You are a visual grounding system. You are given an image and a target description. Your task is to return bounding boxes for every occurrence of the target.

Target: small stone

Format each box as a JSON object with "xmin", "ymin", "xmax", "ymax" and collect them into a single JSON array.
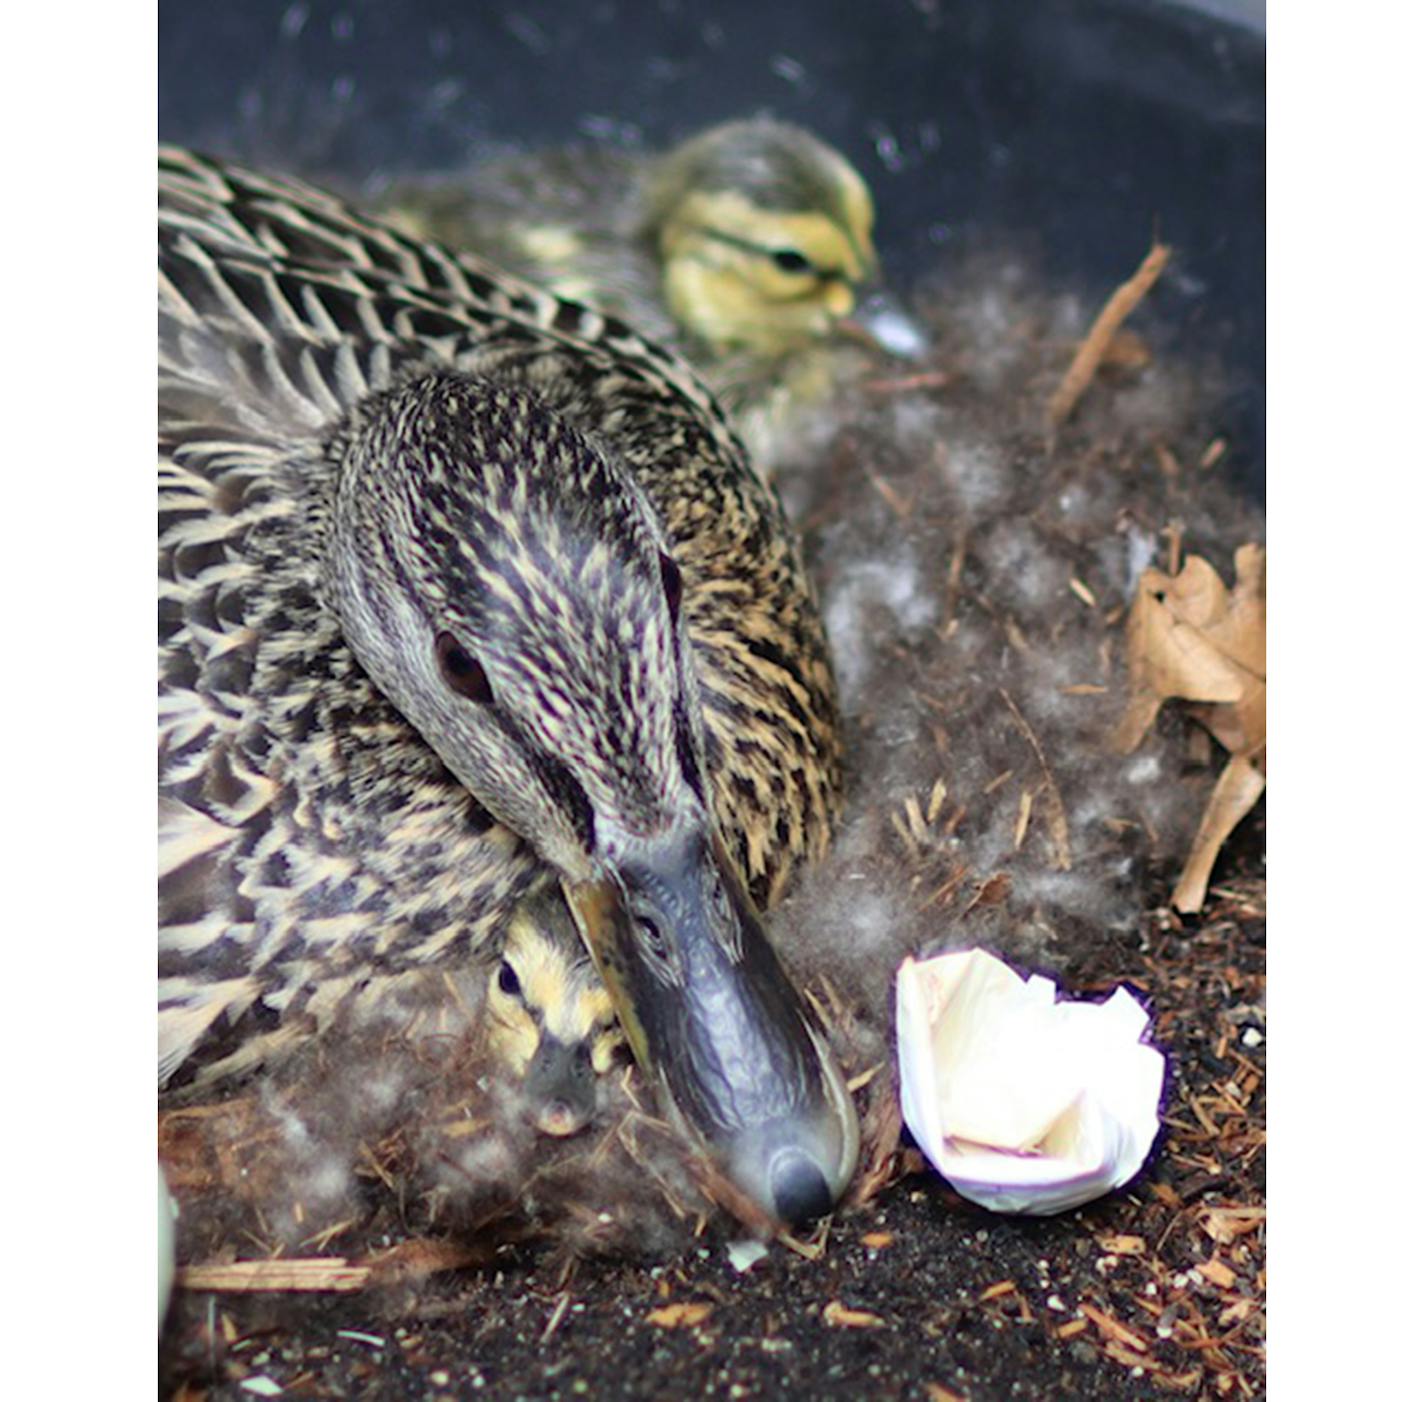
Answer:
[{"xmin": 1242, "ymin": 1027, "xmax": 1263, "ymax": 1048}]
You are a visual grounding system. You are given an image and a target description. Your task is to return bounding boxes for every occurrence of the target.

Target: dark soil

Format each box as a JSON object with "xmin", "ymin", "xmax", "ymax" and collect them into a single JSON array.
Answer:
[{"xmin": 160, "ymin": 814, "xmax": 1264, "ymax": 1402}]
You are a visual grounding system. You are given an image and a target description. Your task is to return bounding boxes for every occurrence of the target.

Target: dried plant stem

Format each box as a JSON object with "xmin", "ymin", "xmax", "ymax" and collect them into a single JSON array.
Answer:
[{"xmin": 1047, "ymin": 241, "xmax": 1172, "ymax": 430}]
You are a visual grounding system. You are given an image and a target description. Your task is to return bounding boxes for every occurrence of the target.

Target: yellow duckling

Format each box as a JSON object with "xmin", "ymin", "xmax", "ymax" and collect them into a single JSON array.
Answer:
[
  {"xmin": 379, "ymin": 118, "xmax": 907, "ymax": 464},
  {"xmin": 484, "ymin": 890, "xmax": 623, "ymax": 1138}
]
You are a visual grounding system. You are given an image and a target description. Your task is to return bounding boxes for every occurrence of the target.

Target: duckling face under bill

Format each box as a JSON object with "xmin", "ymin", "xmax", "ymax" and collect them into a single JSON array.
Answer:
[
  {"xmin": 650, "ymin": 119, "xmax": 878, "ymax": 355},
  {"xmin": 485, "ymin": 903, "xmax": 621, "ymax": 1138}
]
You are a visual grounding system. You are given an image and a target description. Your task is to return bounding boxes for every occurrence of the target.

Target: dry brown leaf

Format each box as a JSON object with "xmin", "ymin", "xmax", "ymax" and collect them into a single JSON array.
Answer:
[
  {"xmin": 823, "ymin": 1300, "xmax": 886, "ymax": 1329},
  {"xmin": 1172, "ymin": 754, "xmax": 1267, "ymax": 913},
  {"xmin": 646, "ymin": 1302, "xmax": 714, "ymax": 1329},
  {"xmin": 1115, "ymin": 545, "xmax": 1266, "ymax": 911},
  {"xmin": 1114, "ymin": 552, "xmax": 1261, "ymax": 752}
]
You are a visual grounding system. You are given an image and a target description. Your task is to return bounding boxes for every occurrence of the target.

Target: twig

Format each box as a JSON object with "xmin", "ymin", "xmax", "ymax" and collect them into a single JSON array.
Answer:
[
  {"xmin": 999, "ymin": 690, "xmax": 1072, "ymax": 870},
  {"xmin": 1047, "ymin": 241, "xmax": 1172, "ymax": 431}
]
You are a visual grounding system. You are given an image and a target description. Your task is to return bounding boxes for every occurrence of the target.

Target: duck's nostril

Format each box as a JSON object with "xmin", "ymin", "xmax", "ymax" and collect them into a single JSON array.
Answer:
[{"xmin": 767, "ymin": 1147, "xmax": 834, "ymax": 1224}]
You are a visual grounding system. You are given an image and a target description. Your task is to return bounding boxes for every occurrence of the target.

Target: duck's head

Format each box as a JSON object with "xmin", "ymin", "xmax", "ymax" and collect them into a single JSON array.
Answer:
[
  {"xmin": 484, "ymin": 893, "xmax": 623, "ymax": 1138},
  {"xmin": 645, "ymin": 118, "xmax": 879, "ymax": 356},
  {"xmin": 328, "ymin": 370, "xmax": 858, "ymax": 1223}
]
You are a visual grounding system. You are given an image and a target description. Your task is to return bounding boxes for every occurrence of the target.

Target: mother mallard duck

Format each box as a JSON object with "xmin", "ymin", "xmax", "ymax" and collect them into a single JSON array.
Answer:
[{"xmin": 158, "ymin": 146, "xmax": 857, "ymax": 1222}]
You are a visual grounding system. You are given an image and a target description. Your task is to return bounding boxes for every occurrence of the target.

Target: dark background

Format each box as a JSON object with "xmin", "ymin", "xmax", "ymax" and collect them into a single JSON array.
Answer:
[{"xmin": 159, "ymin": 0, "xmax": 1264, "ymax": 500}]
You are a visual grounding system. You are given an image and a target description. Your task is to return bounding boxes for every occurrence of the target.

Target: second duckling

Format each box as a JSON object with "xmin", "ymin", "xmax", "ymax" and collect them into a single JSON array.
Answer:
[{"xmin": 377, "ymin": 118, "xmax": 901, "ymax": 466}]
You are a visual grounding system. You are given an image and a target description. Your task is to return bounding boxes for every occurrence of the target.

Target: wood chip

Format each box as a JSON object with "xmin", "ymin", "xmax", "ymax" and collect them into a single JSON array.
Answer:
[
  {"xmin": 1069, "ymin": 577, "xmax": 1098, "ymax": 608},
  {"xmin": 1098, "ymin": 1235, "xmax": 1147, "ymax": 1255},
  {"xmin": 823, "ymin": 1300, "xmax": 886, "ymax": 1329},
  {"xmin": 926, "ymin": 1384, "xmax": 968, "ymax": 1402},
  {"xmin": 1199, "ymin": 1259, "xmax": 1237, "ymax": 1289},
  {"xmin": 1047, "ymin": 241, "xmax": 1172, "ymax": 429},
  {"xmin": 861, "ymin": 1232, "xmax": 894, "ymax": 1250},
  {"xmin": 1219, "ymin": 1299, "xmax": 1256, "ymax": 1327},
  {"xmin": 1013, "ymin": 787, "xmax": 1034, "ymax": 850},
  {"xmin": 846, "ymin": 1062, "xmax": 884, "ymax": 1093},
  {"xmin": 926, "ymin": 777, "xmax": 948, "ymax": 823},
  {"xmin": 1202, "ymin": 1207, "xmax": 1266, "ymax": 1244},
  {"xmin": 177, "ymin": 1258, "xmax": 371, "ymax": 1293},
  {"xmin": 1105, "ymin": 1340, "xmax": 1160, "ymax": 1371},
  {"xmin": 1081, "ymin": 1302, "xmax": 1151, "ymax": 1353},
  {"xmin": 646, "ymin": 1302, "xmax": 713, "ymax": 1329},
  {"xmin": 980, "ymin": 1280, "xmax": 1017, "ymax": 1302},
  {"xmin": 963, "ymin": 871, "xmax": 1012, "ymax": 916},
  {"xmin": 1057, "ymin": 1319, "xmax": 1088, "ymax": 1340},
  {"xmin": 1159, "ymin": 1370, "xmax": 1207, "ymax": 1393},
  {"xmin": 1000, "ymin": 690, "xmax": 1072, "ymax": 869}
]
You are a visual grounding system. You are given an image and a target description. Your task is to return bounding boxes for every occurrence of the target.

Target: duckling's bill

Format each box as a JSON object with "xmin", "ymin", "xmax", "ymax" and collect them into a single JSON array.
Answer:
[
  {"xmin": 485, "ymin": 897, "xmax": 622, "ymax": 1138},
  {"xmin": 565, "ymin": 828, "xmax": 859, "ymax": 1226}
]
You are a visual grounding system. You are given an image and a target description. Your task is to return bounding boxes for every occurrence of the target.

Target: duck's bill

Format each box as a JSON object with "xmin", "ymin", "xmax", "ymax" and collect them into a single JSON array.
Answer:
[
  {"xmin": 565, "ymin": 831, "xmax": 859, "ymax": 1226},
  {"xmin": 838, "ymin": 288, "xmax": 930, "ymax": 359},
  {"xmin": 522, "ymin": 1026, "xmax": 598, "ymax": 1138}
]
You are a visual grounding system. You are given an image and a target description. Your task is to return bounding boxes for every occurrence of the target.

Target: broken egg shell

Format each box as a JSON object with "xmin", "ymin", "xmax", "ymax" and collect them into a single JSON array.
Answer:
[{"xmin": 896, "ymin": 949, "xmax": 1165, "ymax": 1215}]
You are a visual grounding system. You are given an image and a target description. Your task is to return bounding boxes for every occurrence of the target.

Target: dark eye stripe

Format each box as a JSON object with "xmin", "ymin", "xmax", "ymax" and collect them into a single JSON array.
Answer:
[
  {"xmin": 527, "ymin": 745, "xmax": 597, "ymax": 854},
  {"xmin": 659, "ymin": 551, "xmax": 683, "ymax": 619},
  {"xmin": 693, "ymin": 224, "xmax": 830, "ymax": 279}
]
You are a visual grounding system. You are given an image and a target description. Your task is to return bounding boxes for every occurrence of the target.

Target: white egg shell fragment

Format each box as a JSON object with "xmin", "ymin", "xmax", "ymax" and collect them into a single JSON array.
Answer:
[{"xmin": 896, "ymin": 948, "xmax": 1165, "ymax": 1215}]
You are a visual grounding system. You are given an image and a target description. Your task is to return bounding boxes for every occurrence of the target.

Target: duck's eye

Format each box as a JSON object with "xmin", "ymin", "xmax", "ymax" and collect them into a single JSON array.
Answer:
[
  {"xmin": 636, "ymin": 915, "xmax": 670, "ymax": 962},
  {"xmin": 435, "ymin": 631, "xmax": 493, "ymax": 702},
  {"xmin": 658, "ymin": 552, "xmax": 683, "ymax": 620},
  {"xmin": 497, "ymin": 960, "xmax": 522, "ymax": 997},
  {"xmin": 771, "ymin": 248, "xmax": 814, "ymax": 274}
]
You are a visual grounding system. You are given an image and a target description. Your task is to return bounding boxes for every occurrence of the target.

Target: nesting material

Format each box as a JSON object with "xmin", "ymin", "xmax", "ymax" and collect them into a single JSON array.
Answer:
[
  {"xmin": 895, "ymin": 949, "xmax": 1164, "ymax": 1214},
  {"xmin": 159, "ymin": 1166, "xmax": 177, "ymax": 1329},
  {"xmin": 1114, "ymin": 545, "xmax": 1266, "ymax": 911}
]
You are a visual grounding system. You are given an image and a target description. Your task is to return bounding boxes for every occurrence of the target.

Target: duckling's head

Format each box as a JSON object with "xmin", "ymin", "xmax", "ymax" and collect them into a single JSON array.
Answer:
[
  {"xmin": 328, "ymin": 368, "xmax": 858, "ymax": 1223},
  {"xmin": 485, "ymin": 895, "xmax": 623, "ymax": 1137},
  {"xmin": 645, "ymin": 118, "xmax": 878, "ymax": 356}
]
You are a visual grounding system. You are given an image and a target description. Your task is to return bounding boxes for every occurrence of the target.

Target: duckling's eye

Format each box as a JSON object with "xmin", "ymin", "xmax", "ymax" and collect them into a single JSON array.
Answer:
[
  {"xmin": 658, "ymin": 552, "xmax": 683, "ymax": 620},
  {"xmin": 435, "ymin": 631, "xmax": 493, "ymax": 702},
  {"xmin": 497, "ymin": 960, "xmax": 522, "ymax": 997},
  {"xmin": 771, "ymin": 248, "xmax": 814, "ymax": 274}
]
